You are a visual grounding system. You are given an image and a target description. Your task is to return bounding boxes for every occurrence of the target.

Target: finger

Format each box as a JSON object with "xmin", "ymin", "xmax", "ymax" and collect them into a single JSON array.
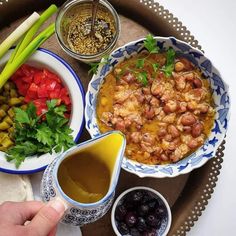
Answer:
[
  {"xmin": 0, "ymin": 225, "xmax": 32, "ymax": 236},
  {"xmin": 0, "ymin": 201, "xmax": 44, "ymax": 225},
  {"xmin": 27, "ymin": 198, "xmax": 65, "ymax": 236},
  {"xmin": 48, "ymin": 226, "xmax": 57, "ymax": 236}
]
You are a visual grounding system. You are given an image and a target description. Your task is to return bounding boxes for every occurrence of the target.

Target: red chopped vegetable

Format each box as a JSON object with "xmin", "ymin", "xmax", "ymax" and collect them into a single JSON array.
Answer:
[{"xmin": 11, "ymin": 64, "xmax": 71, "ymax": 116}]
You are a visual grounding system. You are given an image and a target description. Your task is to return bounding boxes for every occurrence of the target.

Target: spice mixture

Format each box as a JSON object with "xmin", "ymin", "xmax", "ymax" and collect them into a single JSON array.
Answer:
[{"xmin": 63, "ymin": 4, "xmax": 116, "ymax": 55}]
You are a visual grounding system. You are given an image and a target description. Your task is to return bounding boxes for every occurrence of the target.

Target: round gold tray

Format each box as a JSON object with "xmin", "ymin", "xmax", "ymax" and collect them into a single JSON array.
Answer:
[{"xmin": 0, "ymin": 0, "xmax": 225, "ymax": 235}]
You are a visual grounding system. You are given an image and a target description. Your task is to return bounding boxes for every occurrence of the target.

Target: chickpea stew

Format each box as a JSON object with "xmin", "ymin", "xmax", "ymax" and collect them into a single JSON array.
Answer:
[{"xmin": 96, "ymin": 49, "xmax": 215, "ymax": 165}]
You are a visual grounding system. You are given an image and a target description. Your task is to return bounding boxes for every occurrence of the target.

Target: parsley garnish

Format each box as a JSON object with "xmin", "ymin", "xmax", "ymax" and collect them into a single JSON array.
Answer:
[
  {"xmin": 6, "ymin": 100, "xmax": 75, "ymax": 168},
  {"xmin": 137, "ymin": 71, "xmax": 148, "ymax": 86},
  {"xmin": 161, "ymin": 48, "xmax": 175, "ymax": 77},
  {"xmin": 88, "ymin": 55, "xmax": 109, "ymax": 75},
  {"xmin": 144, "ymin": 34, "xmax": 159, "ymax": 54},
  {"xmin": 136, "ymin": 58, "xmax": 145, "ymax": 69},
  {"xmin": 89, "ymin": 35, "xmax": 176, "ymax": 86}
]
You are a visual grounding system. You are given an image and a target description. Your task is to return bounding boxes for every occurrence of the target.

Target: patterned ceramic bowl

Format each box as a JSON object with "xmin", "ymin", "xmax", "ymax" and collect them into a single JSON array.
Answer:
[{"xmin": 85, "ymin": 36, "xmax": 230, "ymax": 178}]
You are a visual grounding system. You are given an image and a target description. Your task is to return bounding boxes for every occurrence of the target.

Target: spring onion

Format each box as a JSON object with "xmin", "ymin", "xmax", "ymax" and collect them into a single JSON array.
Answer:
[
  {"xmin": 0, "ymin": 12, "xmax": 40, "ymax": 60},
  {"xmin": 0, "ymin": 23, "xmax": 55, "ymax": 89},
  {"xmin": 10, "ymin": 5, "xmax": 58, "ymax": 62}
]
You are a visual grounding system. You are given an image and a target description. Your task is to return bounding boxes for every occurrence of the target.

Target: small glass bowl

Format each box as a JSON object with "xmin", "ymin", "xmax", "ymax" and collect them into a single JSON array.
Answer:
[{"xmin": 55, "ymin": 0, "xmax": 120, "ymax": 63}]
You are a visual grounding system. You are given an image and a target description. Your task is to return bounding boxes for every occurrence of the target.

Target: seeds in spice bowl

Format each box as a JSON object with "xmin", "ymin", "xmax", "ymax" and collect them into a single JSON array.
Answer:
[
  {"xmin": 67, "ymin": 14, "xmax": 115, "ymax": 55},
  {"xmin": 56, "ymin": 0, "xmax": 120, "ymax": 62}
]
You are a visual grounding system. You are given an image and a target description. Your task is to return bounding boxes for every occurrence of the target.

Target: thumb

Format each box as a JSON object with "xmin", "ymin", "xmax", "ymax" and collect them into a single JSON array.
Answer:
[{"xmin": 27, "ymin": 198, "xmax": 66, "ymax": 236}]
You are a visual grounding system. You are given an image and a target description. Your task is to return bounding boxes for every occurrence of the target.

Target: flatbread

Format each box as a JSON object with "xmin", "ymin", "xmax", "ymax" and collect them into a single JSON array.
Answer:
[{"xmin": 0, "ymin": 173, "xmax": 33, "ymax": 204}]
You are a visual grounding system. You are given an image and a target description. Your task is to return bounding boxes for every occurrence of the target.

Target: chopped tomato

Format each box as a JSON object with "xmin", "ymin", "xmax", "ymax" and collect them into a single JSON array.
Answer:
[
  {"xmin": 21, "ymin": 64, "xmax": 36, "ymax": 76},
  {"xmin": 34, "ymin": 72, "xmax": 45, "ymax": 85},
  {"xmin": 49, "ymin": 89, "xmax": 61, "ymax": 99},
  {"xmin": 45, "ymin": 79, "xmax": 57, "ymax": 91},
  {"xmin": 60, "ymin": 87, "xmax": 69, "ymax": 96},
  {"xmin": 14, "ymin": 80, "xmax": 29, "ymax": 96},
  {"xmin": 22, "ymin": 76, "xmax": 33, "ymax": 84},
  {"xmin": 37, "ymin": 86, "xmax": 48, "ymax": 98},
  {"xmin": 61, "ymin": 95, "xmax": 71, "ymax": 105},
  {"xmin": 27, "ymin": 83, "xmax": 39, "ymax": 99},
  {"xmin": 43, "ymin": 69, "xmax": 61, "ymax": 83},
  {"xmin": 11, "ymin": 64, "xmax": 71, "ymax": 116}
]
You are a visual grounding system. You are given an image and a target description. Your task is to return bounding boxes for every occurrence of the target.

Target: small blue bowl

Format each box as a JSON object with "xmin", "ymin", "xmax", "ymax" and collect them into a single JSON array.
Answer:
[{"xmin": 85, "ymin": 36, "xmax": 230, "ymax": 178}]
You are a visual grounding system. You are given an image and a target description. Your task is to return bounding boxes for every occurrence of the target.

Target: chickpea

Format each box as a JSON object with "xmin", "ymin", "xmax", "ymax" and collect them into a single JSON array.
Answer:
[
  {"xmin": 174, "ymin": 61, "xmax": 184, "ymax": 72},
  {"xmin": 100, "ymin": 97, "xmax": 108, "ymax": 106}
]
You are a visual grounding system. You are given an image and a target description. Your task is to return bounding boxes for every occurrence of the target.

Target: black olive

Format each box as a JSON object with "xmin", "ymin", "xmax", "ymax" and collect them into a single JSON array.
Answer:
[
  {"xmin": 115, "ymin": 204, "xmax": 127, "ymax": 221},
  {"xmin": 142, "ymin": 193, "xmax": 153, "ymax": 204},
  {"xmin": 130, "ymin": 227, "xmax": 141, "ymax": 236},
  {"xmin": 138, "ymin": 204, "xmax": 149, "ymax": 216},
  {"xmin": 125, "ymin": 212, "xmax": 137, "ymax": 227},
  {"xmin": 124, "ymin": 198, "xmax": 135, "ymax": 211},
  {"xmin": 146, "ymin": 214, "xmax": 161, "ymax": 228},
  {"xmin": 131, "ymin": 191, "xmax": 143, "ymax": 204},
  {"xmin": 117, "ymin": 222, "xmax": 129, "ymax": 235},
  {"xmin": 142, "ymin": 228, "xmax": 157, "ymax": 236},
  {"xmin": 147, "ymin": 199, "xmax": 158, "ymax": 211},
  {"xmin": 136, "ymin": 217, "xmax": 147, "ymax": 232},
  {"xmin": 124, "ymin": 191, "xmax": 143, "ymax": 210},
  {"xmin": 154, "ymin": 205, "xmax": 166, "ymax": 218}
]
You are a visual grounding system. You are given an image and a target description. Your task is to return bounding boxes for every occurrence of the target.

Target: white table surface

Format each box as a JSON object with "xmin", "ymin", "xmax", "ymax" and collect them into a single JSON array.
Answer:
[{"xmin": 156, "ymin": 0, "xmax": 236, "ymax": 235}]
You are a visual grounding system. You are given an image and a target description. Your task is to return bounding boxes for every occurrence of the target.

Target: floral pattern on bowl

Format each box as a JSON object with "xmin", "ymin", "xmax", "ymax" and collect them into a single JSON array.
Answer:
[{"xmin": 85, "ymin": 36, "xmax": 230, "ymax": 178}]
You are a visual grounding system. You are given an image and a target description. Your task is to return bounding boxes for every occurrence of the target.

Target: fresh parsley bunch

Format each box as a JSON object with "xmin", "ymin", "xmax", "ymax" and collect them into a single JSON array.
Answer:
[{"xmin": 6, "ymin": 99, "xmax": 75, "ymax": 168}]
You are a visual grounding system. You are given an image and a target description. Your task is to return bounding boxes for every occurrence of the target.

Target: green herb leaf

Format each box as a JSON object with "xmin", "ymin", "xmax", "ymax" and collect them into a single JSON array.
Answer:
[
  {"xmin": 136, "ymin": 58, "xmax": 145, "ymax": 69},
  {"xmin": 6, "ymin": 141, "xmax": 38, "ymax": 168},
  {"xmin": 152, "ymin": 63, "xmax": 159, "ymax": 73},
  {"xmin": 144, "ymin": 34, "xmax": 159, "ymax": 54},
  {"xmin": 46, "ymin": 99, "xmax": 57, "ymax": 110},
  {"xmin": 137, "ymin": 71, "xmax": 148, "ymax": 86},
  {"xmin": 88, "ymin": 62, "xmax": 99, "ymax": 75},
  {"xmin": 161, "ymin": 64, "xmax": 174, "ymax": 77},
  {"xmin": 26, "ymin": 102, "xmax": 37, "ymax": 120},
  {"xmin": 54, "ymin": 104, "xmax": 67, "ymax": 116},
  {"xmin": 88, "ymin": 55, "xmax": 109, "ymax": 75},
  {"xmin": 14, "ymin": 108, "xmax": 30, "ymax": 124},
  {"xmin": 6, "ymin": 101, "xmax": 75, "ymax": 168},
  {"xmin": 166, "ymin": 48, "xmax": 175, "ymax": 65},
  {"xmin": 36, "ymin": 123, "xmax": 54, "ymax": 147},
  {"xmin": 161, "ymin": 48, "xmax": 176, "ymax": 77}
]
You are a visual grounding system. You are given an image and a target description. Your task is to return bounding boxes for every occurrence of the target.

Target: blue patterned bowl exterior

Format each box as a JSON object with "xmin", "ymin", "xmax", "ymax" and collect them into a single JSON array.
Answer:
[
  {"xmin": 85, "ymin": 36, "xmax": 230, "ymax": 178},
  {"xmin": 40, "ymin": 146, "xmax": 115, "ymax": 226}
]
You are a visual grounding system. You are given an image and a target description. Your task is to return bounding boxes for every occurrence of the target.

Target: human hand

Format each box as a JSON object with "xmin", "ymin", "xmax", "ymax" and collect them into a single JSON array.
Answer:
[{"xmin": 0, "ymin": 199, "xmax": 66, "ymax": 236}]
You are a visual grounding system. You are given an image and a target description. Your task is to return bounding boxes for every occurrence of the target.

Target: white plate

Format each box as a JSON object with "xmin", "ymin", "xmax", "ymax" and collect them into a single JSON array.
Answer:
[{"xmin": 0, "ymin": 48, "xmax": 85, "ymax": 174}]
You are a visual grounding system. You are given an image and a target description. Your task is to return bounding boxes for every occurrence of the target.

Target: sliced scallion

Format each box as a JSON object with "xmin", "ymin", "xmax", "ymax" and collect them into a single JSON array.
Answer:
[
  {"xmin": 0, "ymin": 23, "xmax": 55, "ymax": 89},
  {"xmin": 0, "ymin": 12, "xmax": 40, "ymax": 60}
]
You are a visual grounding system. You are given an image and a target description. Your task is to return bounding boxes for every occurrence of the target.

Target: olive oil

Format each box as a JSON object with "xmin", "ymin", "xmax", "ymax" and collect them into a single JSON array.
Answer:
[{"xmin": 58, "ymin": 152, "xmax": 110, "ymax": 203}]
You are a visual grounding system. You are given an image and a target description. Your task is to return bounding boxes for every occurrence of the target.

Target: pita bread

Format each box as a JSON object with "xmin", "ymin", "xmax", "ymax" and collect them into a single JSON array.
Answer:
[{"xmin": 0, "ymin": 173, "xmax": 33, "ymax": 204}]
